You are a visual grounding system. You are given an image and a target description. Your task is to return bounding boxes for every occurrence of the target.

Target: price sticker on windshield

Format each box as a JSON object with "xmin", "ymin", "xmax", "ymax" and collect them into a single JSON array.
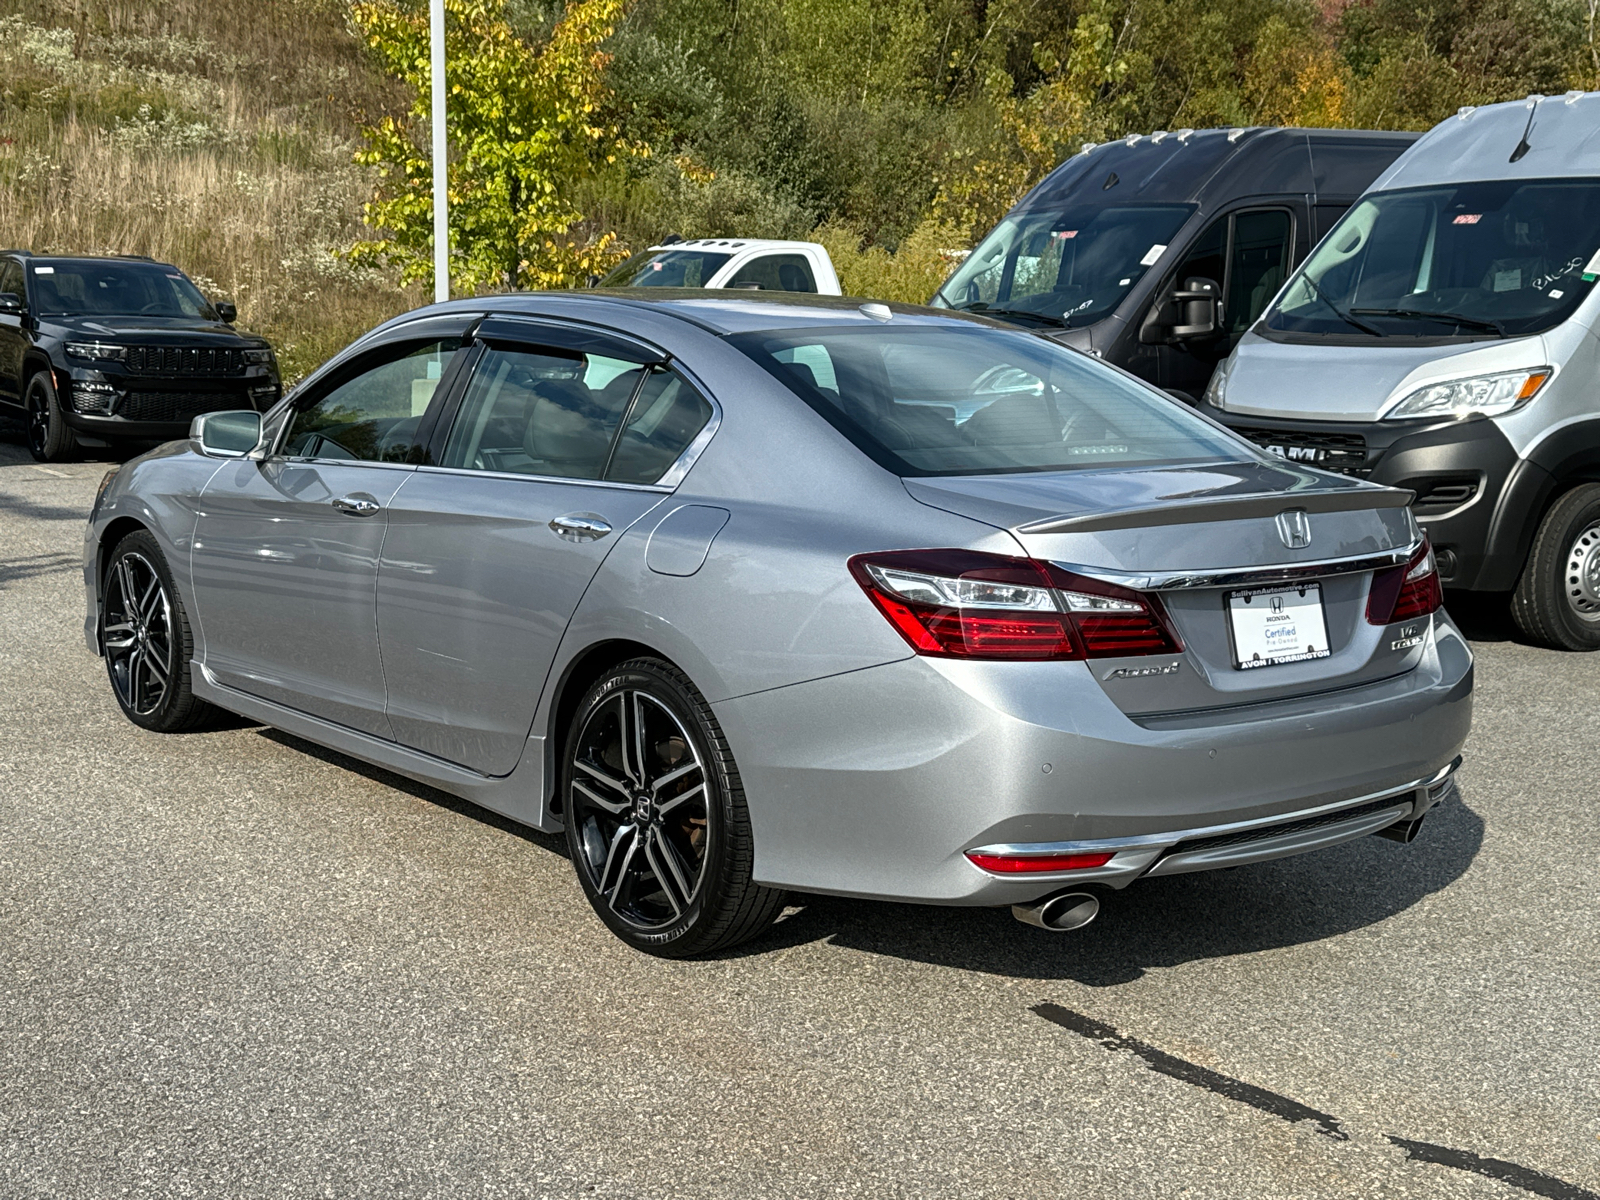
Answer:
[
  {"xmin": 1583, "ymin": 247, "xmax": 1600, "ymax": 282},
  {"xmin": 1139, "ymin": 244, "xmax": 1167, "ymax": 266}
]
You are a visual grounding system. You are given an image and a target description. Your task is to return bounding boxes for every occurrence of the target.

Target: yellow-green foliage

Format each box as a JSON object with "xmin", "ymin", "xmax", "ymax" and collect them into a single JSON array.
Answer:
[
  {"xmin": 0, "ymin": 2, "xmax": 422, "ymax": 382},
  {"xmin": 348, "ymin": 0, "xmax": 640, "ymax": 293},
  {"xmin": 814, "ymin": 218, "xmax": 964, "ymax": 305}
]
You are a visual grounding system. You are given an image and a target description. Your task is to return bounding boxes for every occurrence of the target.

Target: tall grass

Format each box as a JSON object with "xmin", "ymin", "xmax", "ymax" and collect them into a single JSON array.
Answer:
[{"xmin": 0, "ymin": 4, "xmax": 422, "ymax": 381}]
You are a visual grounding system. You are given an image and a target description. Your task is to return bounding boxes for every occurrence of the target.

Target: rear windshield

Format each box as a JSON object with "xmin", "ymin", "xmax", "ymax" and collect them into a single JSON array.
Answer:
[
  {"xmin": 30, "ymin": 261, "xmax": 216, "ymax": 319},
  {"xmin": 600, "ymin": 249, "xmax": 732, "ymax": 288},
  {"xmin": 730, "ymin": 324, "xmax": 1252, "ymax": 476}
]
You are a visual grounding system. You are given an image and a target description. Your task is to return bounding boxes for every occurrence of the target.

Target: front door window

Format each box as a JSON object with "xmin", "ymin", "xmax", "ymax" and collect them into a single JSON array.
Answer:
[{"xmin": 284, "ymin": 339, "xmax": 460, "ymax": 463}]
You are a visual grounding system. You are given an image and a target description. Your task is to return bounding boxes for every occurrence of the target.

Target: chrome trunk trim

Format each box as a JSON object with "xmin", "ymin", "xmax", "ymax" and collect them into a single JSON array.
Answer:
[{"xmin": 1051, "ymin": 540, "xmax": 1422, "ymax": 592}]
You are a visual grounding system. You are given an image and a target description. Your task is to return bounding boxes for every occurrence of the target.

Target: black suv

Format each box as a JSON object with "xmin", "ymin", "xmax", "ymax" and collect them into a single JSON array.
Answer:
[{"xmin": 0, "ymin": 251, "xmax": 280, "ymax": 462}]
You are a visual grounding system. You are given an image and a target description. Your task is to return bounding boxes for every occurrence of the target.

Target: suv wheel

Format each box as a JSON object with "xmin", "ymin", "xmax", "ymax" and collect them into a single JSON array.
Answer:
[
  {"xmin": 24, "ymin": 369, "xmax": 77, "ymax": 463},
  {"xmin": 102, "ymin": 530, "xmax": 218, "ymax": 731},
  {"xmin": 1511, "ymin": 483, "xmax": 1600, "ymax": 651},
  {"xmin": 561, "ymin": 658, "xmax": 786, "ymax": 957}
]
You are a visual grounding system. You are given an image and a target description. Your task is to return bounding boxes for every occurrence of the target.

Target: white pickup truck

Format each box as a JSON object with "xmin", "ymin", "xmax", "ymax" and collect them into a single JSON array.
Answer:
[{"xmin": 598, "ymin": 238, "xmax": 842, "ymax": 295}]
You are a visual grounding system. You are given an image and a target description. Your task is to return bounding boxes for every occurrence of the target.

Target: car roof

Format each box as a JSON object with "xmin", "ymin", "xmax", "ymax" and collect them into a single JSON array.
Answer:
[
  {"xmin": 4, "ymin": 251, "xmax": 175, "ymax": 268},
  {"xmin": 1371, "ymin": 91, "xmax": 1600, "ymax": 192},
  {"xmin": 390, "ymin": 290, "xmax": 1004, "ymax": 339},
  {"xmin": 644, "ymin": 238, "xmax": 825, "ymax": 255}
]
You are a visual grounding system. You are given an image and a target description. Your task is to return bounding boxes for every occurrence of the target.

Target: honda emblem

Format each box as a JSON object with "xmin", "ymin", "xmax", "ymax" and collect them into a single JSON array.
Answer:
[{"xmin": 1275, "ymin": 508, "xmax": 1312, "ymax": 550}]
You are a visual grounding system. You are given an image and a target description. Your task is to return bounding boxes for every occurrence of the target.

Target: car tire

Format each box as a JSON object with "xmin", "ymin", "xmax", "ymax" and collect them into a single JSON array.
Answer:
[
  {"xmin": 102, "ymin": 529, "xmax": 218, "ymax": 731},
  {"xmin": 561, "ymin": 657, "xmax": 787, "ymax": 957},
  {"xmin": 24, "ymin": 369, "xmax": 77, "ymax": 463},
  {"xmin": 1510, "ymin": 483, "xmax": 1600, "ymax": 651}
]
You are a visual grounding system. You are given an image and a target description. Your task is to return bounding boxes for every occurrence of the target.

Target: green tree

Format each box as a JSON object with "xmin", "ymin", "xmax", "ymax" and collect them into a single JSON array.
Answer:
[{"xmin": 348, "ymin": 0, "xmax": 639, "ymax": 292}]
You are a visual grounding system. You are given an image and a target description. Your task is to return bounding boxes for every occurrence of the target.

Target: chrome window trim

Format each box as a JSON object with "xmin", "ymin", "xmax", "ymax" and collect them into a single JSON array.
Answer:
[
  {"xmin": 1055, "ymin": 540, "xmax": 1422, "ymax": 592},
  {"xmin": 412, "ymin": 463, "xmax": 671, "ymax": 493},
  {"xmin": 967, "ymin": 757, "xmax": 1460, "ymax": 865}
]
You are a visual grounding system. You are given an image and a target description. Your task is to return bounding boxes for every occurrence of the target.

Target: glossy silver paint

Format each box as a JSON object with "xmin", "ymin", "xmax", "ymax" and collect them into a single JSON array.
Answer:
[{"xmin": 85, "ymin": 293, "xmax": 1473, "ymax": 911}]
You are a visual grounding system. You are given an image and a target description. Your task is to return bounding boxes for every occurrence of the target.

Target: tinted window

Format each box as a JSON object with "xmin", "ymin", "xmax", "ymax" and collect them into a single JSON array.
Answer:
[
  {"xmin": 725, "ymin": 254, "xmax": 817, "ymax": 293},
  {"xmin": 0, "ymin": 259, "xmax": 23, "ymax": 299},
  {"xmin": 1267, "ymin": 178, "xmax": 1600, "ymax": 339},
  {"xmin": 608, "ymin": 368, "xmax": 714, "ymax": 484},
  {"xmin": 29, "ymin": 261, "xmax": 216, "ymax": 319},
  {"xmin": 284, "ymin": 340, "xmax": 460, "ymax": 462},
  {"xmin": 733, "ymin": 325, "xmax": 1250, "ymax": 476},
  {"xmin": 934, "ymin": 205, "xmax": 1194, "ymax": 327},
  {"xmin": 599, "ymin": 249, "xmax": 733, "ymax": 288},
  {"xmin": 1227, "ymin": 210, "xmax": 1293, "ymax": 333},
  {"xmin": 441, "ymin": 347, "xmax": 647, "ymax": 479}
]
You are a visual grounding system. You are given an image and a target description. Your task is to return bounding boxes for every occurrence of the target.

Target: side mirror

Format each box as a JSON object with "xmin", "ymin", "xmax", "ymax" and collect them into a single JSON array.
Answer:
[
  {"xmin": 191, "ymin": 409, "xmax": 262, "ymax": 457},
  {"xmin": 0, "ymin": 292, "xmax": 23, "ymax": 316},
  {"xmin": 214, "ymin": 299, "xmax": 238, "ymax": 324},
  {"xmin": 585, "ymin": 274, "xmax": 601, "ymax": 289},
  {"xmin": 1170, "ymin": 276, "xmax": 1221, "ymax": 339}
]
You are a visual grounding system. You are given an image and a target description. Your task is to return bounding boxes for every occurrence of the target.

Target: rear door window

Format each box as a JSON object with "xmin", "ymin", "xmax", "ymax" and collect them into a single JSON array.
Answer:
[
  {"xmin": 725, "ymin": 254, "xmax": 818, "ymax": 293},
  {"xmin": 439, "ymin": 345, "xmax": 714, "ymax": 485}
]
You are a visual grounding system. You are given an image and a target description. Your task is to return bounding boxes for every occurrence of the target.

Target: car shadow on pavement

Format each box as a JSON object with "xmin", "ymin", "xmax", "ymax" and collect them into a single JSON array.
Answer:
[
  {"xmin": 256, "ymin": 728, "xmax": 570, "ymax": 858},
  {"xmin": 257, "ymin": 719, "xmax": 1485, "ymax": 984},
  {"xmin": 744, "ymin": 791, "xmax": 1486, "ymax": 985}
]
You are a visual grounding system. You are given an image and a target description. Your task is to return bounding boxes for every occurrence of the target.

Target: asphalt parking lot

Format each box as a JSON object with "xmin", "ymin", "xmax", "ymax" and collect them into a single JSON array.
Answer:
[{"xmin": 2, "ymin": 427, "xmax": 1597, "ymax": 1200}]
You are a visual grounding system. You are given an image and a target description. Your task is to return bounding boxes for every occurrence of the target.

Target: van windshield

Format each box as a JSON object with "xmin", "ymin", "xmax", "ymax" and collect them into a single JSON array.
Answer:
[
  {"xmin": 730, "ymin": 324, "xmax": 1252, "ymax": 476},
  {"xmin": 932, "ymin": 205, "xmax": 1195, "ymax": 328},
  {"xmin": 1265, "ymin": 179, "xmax": 1600, "ymax": 340}
]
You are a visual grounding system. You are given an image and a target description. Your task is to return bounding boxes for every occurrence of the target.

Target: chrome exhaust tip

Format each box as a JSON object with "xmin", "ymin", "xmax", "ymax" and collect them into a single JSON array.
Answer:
[
  {"xmin": 1375, "ymin": 813, "xmax": 1428, "ymax": 844},
  {"xmin": 1012, "ymin": 890, "xmax": 1100, "ymax": 932}
]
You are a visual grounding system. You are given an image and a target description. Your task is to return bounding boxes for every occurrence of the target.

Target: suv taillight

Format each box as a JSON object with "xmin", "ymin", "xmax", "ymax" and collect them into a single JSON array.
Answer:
[
  {"xmin": 848, "ymin": 549, "xmax": 1182, "ymax": 661},
  {"xmin": 1366, "ymin": 541, "xmax": 1443, "ymax": 625}
]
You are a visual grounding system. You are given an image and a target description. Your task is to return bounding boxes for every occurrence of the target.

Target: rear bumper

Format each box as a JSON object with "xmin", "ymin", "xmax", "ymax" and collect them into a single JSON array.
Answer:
[
  {"xmin": 967, "ymin": 758, "xmax": 1459, "ymax": 886},
  {"xmin": 718, "ymin": 614, "xmax": 1473, "ymax": 905},
  {"xmin": 1215, "ymin": 410, "xmax": 1525, "ymax": 592}
]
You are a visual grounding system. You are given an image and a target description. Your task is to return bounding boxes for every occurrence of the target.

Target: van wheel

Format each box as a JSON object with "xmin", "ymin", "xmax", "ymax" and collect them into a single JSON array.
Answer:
[
  {"xmin": 1511, "ymin": 483, "xmax": 1600, "ymax": 651},
  {"xmin": 25, "ymin": 370, "xmax": 77, "ymax": 463},
  {"xmin": 561, "ymin": 658, "xmax": 787, "ymax": 957}
]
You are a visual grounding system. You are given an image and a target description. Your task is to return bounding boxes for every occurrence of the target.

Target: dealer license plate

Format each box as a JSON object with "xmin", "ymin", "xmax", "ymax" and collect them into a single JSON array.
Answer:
[{"xmin": 1227, "ymin": 583, "xmax": 1331, "ymax": 669}]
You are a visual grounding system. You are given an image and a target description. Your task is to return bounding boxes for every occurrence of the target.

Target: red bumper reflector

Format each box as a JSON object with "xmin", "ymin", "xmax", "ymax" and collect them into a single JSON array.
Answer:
[{"xmin": 966, "ymin": 850, "xmax": 1116, "ymax": 873}]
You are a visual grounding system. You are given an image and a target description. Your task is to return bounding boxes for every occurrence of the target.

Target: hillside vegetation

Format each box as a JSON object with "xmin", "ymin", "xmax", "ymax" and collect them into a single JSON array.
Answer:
[{"xmin": 1, "ymin": 0, "xmax": 1593, "ymax": 379}]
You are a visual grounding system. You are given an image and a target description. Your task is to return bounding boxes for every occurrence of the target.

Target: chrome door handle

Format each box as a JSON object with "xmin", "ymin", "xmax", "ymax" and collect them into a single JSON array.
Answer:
[
  {"xmin": 332, "ymin": 494, "xmax": 381, "ymax": 517},
  {"xmin": 549, "ymin": 513, "xmax": 612, "ymax": 543}
]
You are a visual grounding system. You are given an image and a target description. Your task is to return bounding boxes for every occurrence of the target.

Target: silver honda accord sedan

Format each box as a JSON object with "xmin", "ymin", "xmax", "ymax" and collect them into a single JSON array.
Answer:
[{"xmin": 84, "ymin": 292, "xmax": 1472, "ymax": 955}]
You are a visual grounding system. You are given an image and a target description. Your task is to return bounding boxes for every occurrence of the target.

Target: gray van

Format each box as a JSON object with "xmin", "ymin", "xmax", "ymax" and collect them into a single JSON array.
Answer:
[
  {"xmin": 932, "ymin": 127, "xmax": 1417, "ymax": 401},
  {"xmin": 1209, "ymin": 93, "xmax": 1600, "ymax": 650}
]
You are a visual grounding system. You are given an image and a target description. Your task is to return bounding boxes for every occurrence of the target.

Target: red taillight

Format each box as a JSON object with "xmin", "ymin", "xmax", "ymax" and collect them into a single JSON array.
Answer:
[
  {"xmin": 1366, "ymin": 541, "xmax": 1443, "ymax": 625},
  {"xmin": 848, "ymin": 549, "xmax": 1182, "ymax": 661},
  {"xmin": 966, "ymin": 850, "xmax": 1116, "ymax": 873}
]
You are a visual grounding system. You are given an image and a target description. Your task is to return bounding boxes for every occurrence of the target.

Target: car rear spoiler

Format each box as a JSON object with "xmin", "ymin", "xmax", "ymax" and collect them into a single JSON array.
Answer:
[{"xmin": 1016, "ymin": 486, "xmax": 1415, "ymax": 535}]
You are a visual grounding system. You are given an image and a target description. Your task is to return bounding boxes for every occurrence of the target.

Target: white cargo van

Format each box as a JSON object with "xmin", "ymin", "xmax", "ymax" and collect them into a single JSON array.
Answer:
[{"xmin": 1209, "ymin": 92, "xmax": 1600, "ymax": 649}]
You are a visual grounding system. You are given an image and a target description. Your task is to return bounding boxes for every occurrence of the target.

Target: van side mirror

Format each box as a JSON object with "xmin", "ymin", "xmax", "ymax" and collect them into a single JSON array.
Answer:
[
  {"xmin": 0, "ymin": 292, "xmax": 23, "ymax": 316},
  {"xmin": 214, "ymin": 299, "xmax": 238, "ymax": 323},
  {"xmin": 191, "ymin": 409, "xmax": 262, "ymax": 457},
  {"xmin": 1171, "ymin": 277, "xmax": 1221, "ymax": 339},
  {"xmin": 585, "ymin": 274, "xmax": 601, "ymax": 289},
  {"xmin": 1140, "ymin": 276, "xmax": 1222, "ymax": 344}
]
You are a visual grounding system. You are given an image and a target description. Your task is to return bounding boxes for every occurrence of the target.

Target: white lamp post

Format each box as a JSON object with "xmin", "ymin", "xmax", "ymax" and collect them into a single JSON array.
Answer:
[{"xmin": 430, "ymin": 0, "xmax": 448, "ymax": 303}]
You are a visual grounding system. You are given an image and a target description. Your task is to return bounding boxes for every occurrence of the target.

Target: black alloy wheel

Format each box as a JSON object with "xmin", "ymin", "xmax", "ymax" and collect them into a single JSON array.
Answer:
[
  {"xmin": 1512, "ymin": 483, "xmax": 1600, "ymax": 651},
  {"xmin": 562, "ymin": 658, "xmax": 786, "ymax": 957},
  {"xmin": 101, "ymin": 530, "xmax": 217, "ymax": 731},
  {"xmin": 25, "ymin": 370, "xmax": 76, "ymax": 463}
]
